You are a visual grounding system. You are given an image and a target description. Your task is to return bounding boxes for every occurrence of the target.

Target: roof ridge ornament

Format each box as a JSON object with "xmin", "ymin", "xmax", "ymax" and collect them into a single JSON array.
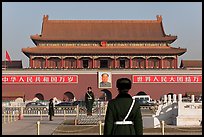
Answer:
[
  {"xmin": 156, "ymin": 15, "xmax": 162, "ymax": 22},
  {"xmin": 43, "ymin": 15, "xmax": 49, "ymax": 21}
]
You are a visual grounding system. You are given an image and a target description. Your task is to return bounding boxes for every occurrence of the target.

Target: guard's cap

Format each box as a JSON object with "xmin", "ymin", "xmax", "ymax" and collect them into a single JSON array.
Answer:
[{"xmin": 116, "ymin": 78, "xmax": 132, "ymax": 91}]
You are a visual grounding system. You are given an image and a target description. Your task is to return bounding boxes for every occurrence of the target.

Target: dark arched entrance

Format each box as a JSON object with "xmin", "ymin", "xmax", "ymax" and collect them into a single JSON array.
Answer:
[
  {"xmin": 136, "ymin": 91, "xmax": 147, "ymax": 96},
  {"xmin": 101, "ymin": 89, "xmax": 112, "ymax": 101},
  {"xmin": 167, "ymin": 92, "xmax": 174, "ymax": 99},
  {"xmin": 35, "ymin": 93, "xmax": 44, "ymax": 100},
  {"xmin": 63, "ymin": 91, "xmax": 74, "ymax": 102}
]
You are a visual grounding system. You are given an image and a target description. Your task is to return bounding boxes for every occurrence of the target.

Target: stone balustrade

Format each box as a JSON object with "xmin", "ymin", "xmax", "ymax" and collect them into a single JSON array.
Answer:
[{"xmin": 155, "ymin": 93, "xmax": 202, "ymax": 126}]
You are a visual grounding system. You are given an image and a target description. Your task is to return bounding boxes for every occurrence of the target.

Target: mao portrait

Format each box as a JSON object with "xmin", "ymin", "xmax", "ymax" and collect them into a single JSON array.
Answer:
[{"xmin": 98, "ymin": 72, "xmax": 112, "ymax": 88}]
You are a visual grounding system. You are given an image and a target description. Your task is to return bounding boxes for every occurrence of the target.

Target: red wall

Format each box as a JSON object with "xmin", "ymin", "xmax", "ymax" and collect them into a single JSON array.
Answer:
[{"xmin": 2, "ymin": 73, "xmax": 202, "ymax": 101}]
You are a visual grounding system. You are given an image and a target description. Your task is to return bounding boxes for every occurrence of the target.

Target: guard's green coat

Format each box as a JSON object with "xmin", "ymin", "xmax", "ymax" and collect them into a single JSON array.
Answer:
[
  {"xmin": 104, "ymin": 93, "xmax": 143, "ymax": 135},
  {"xmin": 48, "ymin": 101, "xmax": 54, "ymax": 116},
  {"xmin": 85, "ymin": 91, "xmax": 95, "ymax": 114}
]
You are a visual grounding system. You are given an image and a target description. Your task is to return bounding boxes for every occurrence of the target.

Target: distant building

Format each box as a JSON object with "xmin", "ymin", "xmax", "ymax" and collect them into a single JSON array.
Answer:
[
  {"xmin": 2, "ymin": 60, "xmax": 23, "ymax": 69},
  {"xmin": 180, "ymin": 60, "xmax": 202, "ymax": 70}
]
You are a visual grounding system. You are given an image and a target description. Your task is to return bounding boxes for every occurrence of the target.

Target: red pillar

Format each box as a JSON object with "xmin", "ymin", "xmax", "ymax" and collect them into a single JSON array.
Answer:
[
  {"xmin": 45, "ymin": 57, "xmax": 48, "ymax": 68},
  {"xmin": 160, "ymin": 57, "xmax": 163, "ymax": 69},
  {"xmin": 77, "ymin": 57, "xmax": 79, "ymax": 68},
  {"xmin": 76, "ymin": 58, "xmax": 78, "ymax": 68},
  {"xmin": 129, "ymin": 57, "xmax": 132, "ymax": 68},
  {"xmin": 30, "ymin": 57, "xmax": 33, "ymax": 68},
  {"xmin": 175, "ymin": 55, "xmax": 178, "ymax": 69},
  {"xmin": 32, "ymin": 59, "xmax": 34, "ymax": 68},
  {"xmin": 145, "ymin": 56, "xmax": 148, "ymax": 69},
  {"xmin": 61, "ymin": 58, "xmax": 63, "ymax": 68},
  {"xmin": 92, "ymin": 57, "xmax": 95, "ymax": 68},
  {"xmin": 114, "ymin": 57, "xmax": 117, "ymax": 68}
]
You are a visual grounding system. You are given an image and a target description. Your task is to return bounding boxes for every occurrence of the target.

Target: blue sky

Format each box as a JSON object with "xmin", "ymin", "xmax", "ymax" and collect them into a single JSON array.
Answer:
[{"xmin": 2, "ymin": 2, "xmax": 202, "ymax": 68}]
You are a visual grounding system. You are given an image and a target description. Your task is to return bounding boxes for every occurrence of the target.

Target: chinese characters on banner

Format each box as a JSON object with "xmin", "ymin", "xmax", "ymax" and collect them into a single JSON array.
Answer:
[
  {"xmin": 2, "ymin": 75, "xmax": 78, "ymax": 84},
  {"xmin": 2, "ymin": 75, "xmax": 202, "ymax": 84},
  {"xmin": 133, "ymin": 75, "xmax": 202, "ymax": 83}
]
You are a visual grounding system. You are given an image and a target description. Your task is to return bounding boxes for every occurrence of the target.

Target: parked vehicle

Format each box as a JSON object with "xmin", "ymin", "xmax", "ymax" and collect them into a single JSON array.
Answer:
[
  {"xmin": 72, "ymin": 100, "xmax": 86, "ymax": 107},
  {"xmin": 55, "ymin": 100, "xmax": 100, "ymax": 108},
  {"xmin": 135, "ymin": 99, "xmax": 155, "ymax": 106},
  {"xmin": 182, "ymin": 98, "xmax": 189, "ymax": 102},
  {"xmin": 132, "ymin": 95, "xmax": 152, "ymax": 102},
  {"xmin": 55, "ymin": 102, "xmax": 73, "ymax": 106},
  {"xmin": 26, "ymin": 102, "xmax": 46, "ymax": 107},
  {"xmin": 132, "ymin": 95, "xmax": 155, "ymax": 106},
  {"xmin": 197, "ymin": 96, "xmax": 202, "ymax": 103}
]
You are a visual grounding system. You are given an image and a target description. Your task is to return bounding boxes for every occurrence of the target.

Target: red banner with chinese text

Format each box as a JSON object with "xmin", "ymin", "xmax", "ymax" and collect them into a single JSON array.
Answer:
[
  {"xmin": 132, "ymin": 75, "xmax": 202, "ymax": 83},
  {"xmin": 2, "ymin": 75, "xmax": 78, "ymax": 84}
]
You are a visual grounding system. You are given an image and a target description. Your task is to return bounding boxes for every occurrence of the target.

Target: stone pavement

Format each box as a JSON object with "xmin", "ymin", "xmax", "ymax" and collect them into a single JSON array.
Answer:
[
  {"xmin": 2, "ymin": 116, "xmax": 202, "ymax": 135},
  {"xmin": 53, "ymin": 123, "xmax": 202, "ymax": 135},
  {"xmin": 2, "ymin": 116, "xmax": 65, "ymax": 135}
]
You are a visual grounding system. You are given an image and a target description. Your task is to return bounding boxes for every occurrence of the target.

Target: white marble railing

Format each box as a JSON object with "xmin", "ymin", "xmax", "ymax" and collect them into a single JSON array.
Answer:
[
  {"xmin": 2, "ymin": 94, "xmax": 202, "ymax": 127},
  {"xmin": 2, "ymin": 104, "xmax": 108, "ymax": 117},
  {"xmin": 155, "ymin": 94, "xmax": 202, "ymax": 126}
]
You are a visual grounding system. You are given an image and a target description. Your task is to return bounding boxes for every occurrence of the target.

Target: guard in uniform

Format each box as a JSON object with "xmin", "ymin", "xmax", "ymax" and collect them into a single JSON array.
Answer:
[
  {"xmin": 85, "ymin": 87, "xmax": 95, "ymax": 116},
  {"xmin": 104, "ymin": 78, "xmax": 143, "ymax": 135},
  {"xmin": 48, "ymin": 98, "xmax": 54, "ymax": 121}
]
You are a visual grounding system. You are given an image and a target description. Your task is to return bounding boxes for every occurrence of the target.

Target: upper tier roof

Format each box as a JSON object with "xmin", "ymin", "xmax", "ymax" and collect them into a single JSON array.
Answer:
[{"xmin": 30, "ymin": 15, "xmax": 177, "ymax": 44}]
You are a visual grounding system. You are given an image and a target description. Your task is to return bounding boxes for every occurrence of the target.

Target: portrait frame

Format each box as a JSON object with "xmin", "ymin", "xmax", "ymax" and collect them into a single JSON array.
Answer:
[{"xmin": 98, "ymin": 72, "xmax": 112, "ymax": 88}]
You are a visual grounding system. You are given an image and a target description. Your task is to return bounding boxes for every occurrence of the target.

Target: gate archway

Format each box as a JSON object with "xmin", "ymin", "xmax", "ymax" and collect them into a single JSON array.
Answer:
[
  {"xmin": 63, "ymin": 91, "xmax": 75, "ymax": 102},
  {"xmin": 101, "ymin": 89, "xmax": 112, "ymax": 101},
  {"xmin": 136, "ymin": 91, "xmax": 147, "ymax": 96},
  {"xmin": 35, "ymin": 93, "xmax": 44, "ymax": 100},
  {"xmin": 167, "ymin": 92, "xmax": 174, "ymax": 99}
]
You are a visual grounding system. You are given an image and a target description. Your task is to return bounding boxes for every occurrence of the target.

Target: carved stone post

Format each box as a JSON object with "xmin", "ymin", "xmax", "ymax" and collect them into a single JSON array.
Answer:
[
  {"xmin": 163, "ymin": 95, "xmax": 167, "ymax": 103},
  {"xmin": 173, "ymin": 94, "xmax": 177, "ymax": 103},
  {"xmin": 178, "ymin": 94, "xmax": 182, "ymax": 102},
  {"xmin": 191, "ymin": 95, "xmax": 195, "ymax": 103},
  {"xmin": 167, "ymin": 94, "xmax": 172, "ymax": 103}
]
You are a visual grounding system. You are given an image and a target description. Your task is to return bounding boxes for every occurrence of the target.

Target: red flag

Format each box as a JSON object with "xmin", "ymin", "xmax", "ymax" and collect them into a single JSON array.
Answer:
[{"xmin": 6, "ymin": 50, "xmax": 11, "ymax": 62}]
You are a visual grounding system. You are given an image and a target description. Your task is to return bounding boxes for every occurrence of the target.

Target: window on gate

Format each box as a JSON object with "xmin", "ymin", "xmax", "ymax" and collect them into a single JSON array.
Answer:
[
  {"xmin": 120, "ymin": 59, "xmax": 125, "ymax": 68},
  {"xmin": 83, "ymin": 60, "xmax": 89, "ymax": 68},
  {"xmin": 100, "ymin": 60, "xmax": 108, "ymax": 68}
]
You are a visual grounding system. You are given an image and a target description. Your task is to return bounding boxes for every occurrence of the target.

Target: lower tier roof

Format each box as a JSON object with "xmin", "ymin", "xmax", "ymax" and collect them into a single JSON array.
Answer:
[{"xmin": 22, "ymin": 46, "xmax": 186, "ymax": 57}]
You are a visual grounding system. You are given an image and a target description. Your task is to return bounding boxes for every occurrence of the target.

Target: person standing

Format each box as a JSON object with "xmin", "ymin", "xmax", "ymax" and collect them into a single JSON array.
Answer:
[
  {"xmin": 104, "ymin": 78, "xmax": 143, "ymax": 135},
  {"xmin": 85, "ymin": 87, "xmax": 95, "ymax": 116},
  {"xmin": 48, "ymin": 98, "xmax": 54, "ymax": 121}
]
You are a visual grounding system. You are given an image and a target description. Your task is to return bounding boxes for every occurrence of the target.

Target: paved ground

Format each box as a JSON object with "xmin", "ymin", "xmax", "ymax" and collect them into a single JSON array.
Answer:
[
  {"xmin": 2, "ymin": 116, "xmax": 65, "ymax": 135},
  {"xmin": 2, "ymin": 116, "xmax": 202, "ymax": 135},
  {"xmin": 54, "ymin": 119, "xmax": 202, "ymax": 135}
]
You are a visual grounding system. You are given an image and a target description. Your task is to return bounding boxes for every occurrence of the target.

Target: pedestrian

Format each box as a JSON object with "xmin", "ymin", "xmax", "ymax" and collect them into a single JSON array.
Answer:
[
  {"xmin": 85, "ymin": 87, "xmax": 95, "ymax": 116},
  {"xmin": 104, "ymin": 78, "xmax": 143, "ymax": 135},
  {"xmin": 48, "ymin": 98, "xmax": 54, "ymax": 121}
]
